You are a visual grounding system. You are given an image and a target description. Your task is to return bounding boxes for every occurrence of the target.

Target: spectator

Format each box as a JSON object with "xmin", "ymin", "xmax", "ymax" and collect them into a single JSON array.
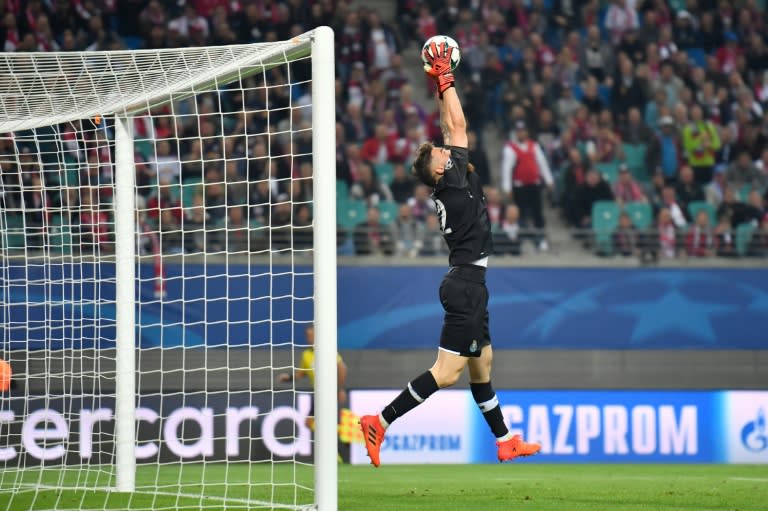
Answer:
[
  {"xmin": 580, "ymin": 77, "xmax": 606, "ymax": 115},
  {"xmin": 366, "ymin": 10, "xmax": 399, "ymax": 74},
  {"xmin": 713, "ymin": 213, "xmax": 736, "ymax": 257},
  {"xmin": 660, "ymin": 185, "xmax": 688, "ymax": 228},
  {"xmin": 393, "ymin": 204, "xmax": 424, "ymax": 258},
  {"xmin": 467, "ymin": 131, "xmax": 491, "ymax": 186},
  {"xmin": 353, "ymin": 206, "xmax": 395, "ymax": 256},
  {"xmin": 715, "ymin": 187, "xmax": 762, "ymax": 227},
  {"xmin": 613, "ymin": 164, "xmax": 647, "ymax": 205},
  {"xmin": 650, "ymin": 115, "xmax": 681, "ymax": 184},
  {"xmin": 726, "ymin": 150, "xmax": 766, "ymax": 195},
  {"xmin": 484, "ymin": 186, "xmax": 504, "ymax": 228},
  {"xmin": 657, "ymin": 207, "xmax": 678, "ymax": 259},
  {"xmin": 575, "ymin": 169, "xmax": 614, "ymax": 229},
  {"xmin": 168, "ymin": 4, "xmax": 209, "ymax": 42},
  {"xmin": 604, "ymin": 0, "xmax": 639, "ymax": 46},
  {"xmin": 360, "ymin": 124, "xmax": 398, "ymax": 165},
  {"xmin": 407, "ymin": 184, "xmax": 436, "ymax": 223},
  {"xmin": 716, "ymin": 32, "xmax": 743, "ymax": 74},
  {"xmin": 556, "ymin": 84, "xmax": 581, "ymax": 132},
  {"xmin": 561, "ymin": 147, "xmax": 591, "ymax": 226},
  {"xmin": 682, "ymin": 105, "xmax": 721, "ymax": 184},
  {"xmin": 673, "ymin": 10, "xmax": 699, "ymax": 50},
  {"xmin": 706, "ymin": 165, "xmax": 728, "ymax": 208},
  {"xmin": 621, "ymin": 107, "xmax": 656, "ymax": 147},
  {"xmin": 611, "ymin": 57, "xmax": 647, "ymax": 121},
  {"xmin": 418, "ymin": 212, "xmax": 447, "ymax": 257},
  {"xmin": 152, "ymin": 139, "xmax": 181, "ymax": 183},
  {"xmin": 580, "ymin": 25, "xmax": 614, "ymax": 83},
  {"xmin": 183, "ymin": 193, "xmax": 207, "ymax": 253},
  {"xmin": 675, "ymin": 165, "xmax": 706, "ymax": 218},
  {"xmin": 146, "ymin": 178, "xmax": 182, "ymax": 223},
  {"xmin": 78, "ymin": 187, "xmax": 111, "ymax": 253},
  {"xmin": 389, "ymin": 163, "xmax": 416, "ymax": 204},
  {"xmin": 494, "ymin": 204, "xmax": 522, "ymax": 256},
  {"xmin": 500, "ymin": 121, "xmax": 554, "ymax": 251},
  {"xmin": 350, "ymin": 162, "xmax": 393, "ymax": 206},
  {"xmin": 379, "ymin": 53, "xmax": 410, "ymax": 106},
  {"xmin": 613, "ymin": 211, "xmax": 639, "ymax": 257},
  {"xmin": 686, "ymin": 209, "xmax": 716, "ymax": 257}
]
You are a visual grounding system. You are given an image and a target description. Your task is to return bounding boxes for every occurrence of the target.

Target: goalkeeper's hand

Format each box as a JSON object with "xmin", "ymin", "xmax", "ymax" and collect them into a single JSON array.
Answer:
[{"xmin": 423, "ymin": 41, "xmax": 455, "ymax": 97}]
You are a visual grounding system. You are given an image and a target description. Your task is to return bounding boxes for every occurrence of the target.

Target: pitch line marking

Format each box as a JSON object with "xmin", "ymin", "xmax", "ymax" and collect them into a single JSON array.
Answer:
[
  {"xmin": 728, "ymin": 477, "xmax": 768, "ymax": 482},
  {"xmin": 24, "ymin": 484, "xmax": 316, "ymax": 510}
]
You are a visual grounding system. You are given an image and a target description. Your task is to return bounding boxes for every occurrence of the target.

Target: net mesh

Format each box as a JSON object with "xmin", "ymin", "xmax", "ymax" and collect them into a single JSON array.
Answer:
[{"xmin": 0, "ymin": 37, "xmax": 320, "ymax": 511}]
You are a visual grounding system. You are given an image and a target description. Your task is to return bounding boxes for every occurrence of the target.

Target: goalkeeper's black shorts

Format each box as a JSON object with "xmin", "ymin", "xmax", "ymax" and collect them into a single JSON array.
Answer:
[{"xmin": 438, "ymin": 264, "xmax": 490, "ymax": 358}]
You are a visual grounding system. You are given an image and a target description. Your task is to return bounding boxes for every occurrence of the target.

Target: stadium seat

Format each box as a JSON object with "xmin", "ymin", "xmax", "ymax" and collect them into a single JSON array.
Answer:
[
  {"xmin": 377, "ymin": 201, "xmax": 398, "ymax": 225},
  {"xmin": 592, "ymin": 200, "xmax": 620, "ymax": 254},
  {"xmin": 135, "ymin": 139, "xmax": 154, "ymax": 160},
  {"xmin": 686, "ymin": 47, "xmax": 707, "ymax": 68},
  {"xmin": 374, "ymin": 162, "xmax": 395, "ymax": 186},
  {"xmin": 181, "ymin": 180, "xmax": 202, "ymax": 208},
  {"xmin": 598, "ymin": 84, "xmax": 612, "ymax": 106},
  {"xmin": 49, "ymin": 225, "xmax": 73, "ymax": 255},
  {"xmin": 622, "ymin": 143, "xmax": 649, "ymax": 183},
  {"xmin": 688, "ymin": 201, "xmax": 716, "ymax": 225},
  {"xmin": 596, "ymin": 161, "xmax": 621, "ymax": 184},
  {"xmin": 337, "ymin": 199, "xmax": 367, "ymax": 231},
  {"xmin": 336, "ymin": 179, "xmax": 349, "ymax": 204},
  {"xmin": 624, "ymin": 201, "xmax": 653, "ymax": 230},
  {"xmin": 739, "ymin": 183, "xmax": 753, "ymax": 201},
  {"xmin": 735, "ymin": 222, "xmax": 757, "ymax": 257}
]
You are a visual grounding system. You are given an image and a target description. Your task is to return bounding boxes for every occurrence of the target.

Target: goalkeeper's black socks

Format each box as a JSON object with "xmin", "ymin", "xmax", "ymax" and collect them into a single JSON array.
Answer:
[
  {"xmin": 470, "ymin": 381, "xmax": 511, "ymax": 440},
  {"xmin": 380, "ymin": 371, "xmax": 439, "ymax": 427}
]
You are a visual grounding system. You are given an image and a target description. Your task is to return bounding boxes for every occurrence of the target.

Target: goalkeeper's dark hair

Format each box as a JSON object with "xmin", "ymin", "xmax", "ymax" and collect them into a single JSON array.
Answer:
[{"xmin": 412, "ymin": 142, "xmax": 436, "ymax": 187}]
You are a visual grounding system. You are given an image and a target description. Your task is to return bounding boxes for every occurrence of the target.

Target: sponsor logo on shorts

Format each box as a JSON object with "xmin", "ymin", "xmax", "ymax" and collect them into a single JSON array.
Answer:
[{"xmin": 469, "ymin": 340, "xmax": 477, "ymax": 353}]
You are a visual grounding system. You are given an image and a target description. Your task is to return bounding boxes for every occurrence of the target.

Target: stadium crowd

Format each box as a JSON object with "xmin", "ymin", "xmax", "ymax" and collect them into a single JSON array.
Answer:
[{"xmin": 1, "ymin": 0, "xmax": 768, "ymax": 260}]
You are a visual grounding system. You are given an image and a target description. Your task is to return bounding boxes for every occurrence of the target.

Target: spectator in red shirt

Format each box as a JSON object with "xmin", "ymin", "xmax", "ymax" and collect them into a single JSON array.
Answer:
[
  {"xmin": 360, "ymin": 124, "xmax": 398, "ymax": 165},
  {"xmin": 716, "ymin": 32, "xmax": 743, "ymax": 74}
]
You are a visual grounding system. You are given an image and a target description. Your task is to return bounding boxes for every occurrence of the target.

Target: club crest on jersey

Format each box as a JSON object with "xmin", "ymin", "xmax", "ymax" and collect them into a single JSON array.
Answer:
[{"xmin": 444, "ymin": 158, "xmax": 454, "ymax": 170}]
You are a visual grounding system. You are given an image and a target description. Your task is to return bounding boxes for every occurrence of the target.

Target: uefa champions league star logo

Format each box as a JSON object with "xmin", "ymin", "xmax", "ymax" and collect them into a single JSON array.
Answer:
[{"xmin": 740, "ymin": 408, "xmax": 767, "ymax": 453}]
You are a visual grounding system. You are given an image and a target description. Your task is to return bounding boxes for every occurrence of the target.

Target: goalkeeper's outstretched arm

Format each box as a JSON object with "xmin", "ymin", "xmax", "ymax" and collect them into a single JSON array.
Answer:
[{"xmin": 438, "ymin": 87, "xmax": 468, "ymax": 149}]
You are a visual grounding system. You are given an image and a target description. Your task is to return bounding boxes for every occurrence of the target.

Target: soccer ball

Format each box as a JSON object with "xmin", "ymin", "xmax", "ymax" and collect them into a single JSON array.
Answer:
[{"xmin": 421, "ymin": 35, "xmax": 461, "ymax": 72}]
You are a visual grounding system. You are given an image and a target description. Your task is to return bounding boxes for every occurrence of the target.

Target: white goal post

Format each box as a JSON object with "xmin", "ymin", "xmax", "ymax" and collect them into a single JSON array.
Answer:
[{"xmin": 0, "ymin": 26, "xmax": 337, "ymax": 511}]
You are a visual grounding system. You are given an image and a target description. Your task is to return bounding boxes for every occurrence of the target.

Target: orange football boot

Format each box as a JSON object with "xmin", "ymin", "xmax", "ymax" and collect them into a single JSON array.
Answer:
[
  {"xmin": 359, "ymin": 415, "xmax": 386, "ymax": 467},
  {"xmin": 497, "ymin": 434, "xmax": 541, "ymax": 462}
]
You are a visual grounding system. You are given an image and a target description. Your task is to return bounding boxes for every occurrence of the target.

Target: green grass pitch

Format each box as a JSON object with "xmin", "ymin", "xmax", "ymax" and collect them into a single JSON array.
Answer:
[{"xmin": 0, "ymin": 463, "xmax": 765, "ymax": 510}]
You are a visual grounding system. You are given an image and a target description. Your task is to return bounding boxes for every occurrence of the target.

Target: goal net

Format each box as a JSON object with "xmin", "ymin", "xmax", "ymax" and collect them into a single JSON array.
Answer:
[{"xmin": 0, "ymin": 27, "xmax": 337, "ymax": 511}]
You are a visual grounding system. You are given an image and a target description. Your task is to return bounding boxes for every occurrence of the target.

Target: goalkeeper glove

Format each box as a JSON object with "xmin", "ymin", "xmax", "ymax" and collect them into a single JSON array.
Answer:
[{"xmin": 423, "ymin": 41, "xmax": 455, "ymax": 97}]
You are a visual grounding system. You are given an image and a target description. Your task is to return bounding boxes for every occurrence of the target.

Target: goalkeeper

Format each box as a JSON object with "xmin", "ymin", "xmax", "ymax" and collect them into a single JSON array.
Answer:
[{"xmin": 359, "ymin": 40, "xmax": 541, "ymax": 467}]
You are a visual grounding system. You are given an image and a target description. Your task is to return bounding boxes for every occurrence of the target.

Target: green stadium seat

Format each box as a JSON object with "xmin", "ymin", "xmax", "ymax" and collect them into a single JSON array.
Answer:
[
  {"xmin": 735, "ymin": 222, "xmax": 757, "ymax": 257},
  {"xmin": 596, "ymin": 161, "xmax": 620, "ymax": 184},
  {"xmin": 337, "ymin": 199, "xmax": 367, "ymax": 231},
  {"xmin": 688, "ymin": 201, "xmax": 716, "ymax": 226},
  {"xmin": 49, "ymin": 225, "xmax": 73, "ymax": 255},
  {"xmin": 624, "ymin": 201, "xmax": 653, "ymax": 230},
  {"xmin": 622, "ymin": 143, "xmax": 649, "ymax": 183},
  {"xmin": 374, "ymin": 162, "xmax": 395, "ymax": 186},
  {"xmin": 739, "ymin": 183, "xmax": 753, "ymax": 201},
  {"xmin": 336, "ymin": 179, "xmax": 349, "ymax": 204},
  {"xmin": 135, "ymin": 139, "xmax": 155, "ymax": 160},
  {"xmin": 377, "ymin": 201, "xmax": 399, "ymax": 225},
  {"xmin": 181, "ymin": 176, "xmax": 203, "ymax": 208},
  {"xmin": 592, "ymin": 200, "xmax": 620, "ymax": 254}
]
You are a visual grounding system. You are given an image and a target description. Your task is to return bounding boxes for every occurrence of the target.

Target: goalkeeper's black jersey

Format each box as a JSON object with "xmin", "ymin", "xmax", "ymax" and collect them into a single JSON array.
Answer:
[{"xmin": 431, "ymin": 146, "xmax": 493, "ymax": 266}]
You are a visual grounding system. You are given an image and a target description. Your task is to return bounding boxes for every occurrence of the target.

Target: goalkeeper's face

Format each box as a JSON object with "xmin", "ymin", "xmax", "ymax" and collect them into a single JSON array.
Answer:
[{"xmin": 430, "ymin": 146, "xmax": 451, "ymax": 179}]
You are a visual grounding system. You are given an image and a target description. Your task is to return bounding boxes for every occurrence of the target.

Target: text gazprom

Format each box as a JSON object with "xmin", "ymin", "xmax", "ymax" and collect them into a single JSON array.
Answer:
[{"xmin": 503, "ymin": 404, "xmax": 697, "ymax": 455}]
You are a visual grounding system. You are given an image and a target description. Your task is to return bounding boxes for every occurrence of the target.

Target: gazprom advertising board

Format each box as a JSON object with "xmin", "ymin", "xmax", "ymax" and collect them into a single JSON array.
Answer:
[{"xmin": 350, "ymin": 390, "xmax": 768, "ymax": 464}]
